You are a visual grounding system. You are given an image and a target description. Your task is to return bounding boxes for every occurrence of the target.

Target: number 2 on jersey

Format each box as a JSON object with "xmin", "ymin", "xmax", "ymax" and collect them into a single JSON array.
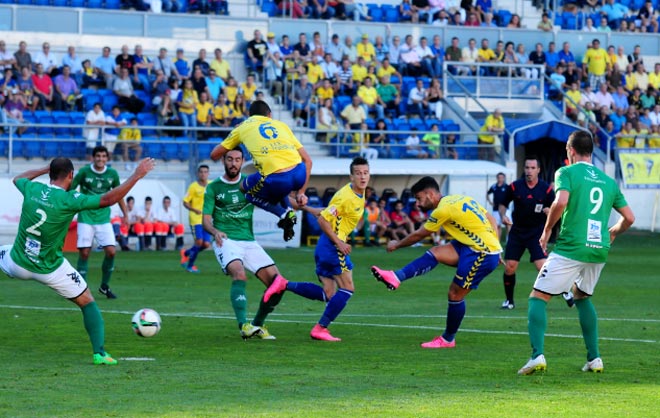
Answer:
[
  {"xmin": 462, "ymin": 200, "xmax": 486, "ymax": 223},
  {"xmin": 26, "ymin": 209, "xmax": 47, "ymax": 237},
  {"xmin": 589, "ymin": 187, "xmax": 603, "ymax": 214}
]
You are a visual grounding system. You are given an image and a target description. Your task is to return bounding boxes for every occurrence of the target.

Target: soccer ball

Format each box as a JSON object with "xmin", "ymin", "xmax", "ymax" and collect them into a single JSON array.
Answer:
[{"xmin": 131, "ymin": 308, "xmax": 162, "ymax": 338}]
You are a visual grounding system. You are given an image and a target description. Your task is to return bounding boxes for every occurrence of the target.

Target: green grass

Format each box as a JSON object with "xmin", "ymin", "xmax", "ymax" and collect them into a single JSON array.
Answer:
[{"xmin": 0, "ymin": 233, "xmax": 658, "ymax": 417}]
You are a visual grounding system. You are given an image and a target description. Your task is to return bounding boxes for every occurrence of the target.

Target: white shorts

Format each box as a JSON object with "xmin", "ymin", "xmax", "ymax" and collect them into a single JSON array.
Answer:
[
  {"xmin": 77, "ymin": 222, "xmax": 116, "ymax": 248},
  {"xmin": 0, "ymin": 245, "xmax": 88, "ymax": 299},
  {"xmin": 492, "ymin": 209, "xmax": 511, "ymax": 227},
  {"xmin": 533, "ymin": 252, "xmax": 605, "ymax": 296},
  {"xmin": 212, "ymin": 238, "xmax": 274, "ymax": 275}
]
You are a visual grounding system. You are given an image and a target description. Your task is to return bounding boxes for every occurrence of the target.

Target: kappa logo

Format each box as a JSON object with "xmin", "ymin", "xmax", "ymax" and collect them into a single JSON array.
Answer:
[
  {"xmin": 40, "ymin": 188, "xmax": 51, "ymax": 201},
  {"xmin": 67, "ymin": 271, "xmax": 82, "ymax": 285},
  {"xmin": 234, "ymin": 295, "xmax": 247, "ymax": 302},
  {"xmin": 586, "ymin": 168, "xmax": 598, "ymax": 179},
  {"xmin": 0, "ymin": 249, "xmax": 5, "ymax": 259}
]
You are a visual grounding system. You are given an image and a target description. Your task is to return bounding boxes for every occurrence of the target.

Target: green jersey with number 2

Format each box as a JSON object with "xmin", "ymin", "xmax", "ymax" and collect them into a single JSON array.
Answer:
[
  {"xmin": 203, "ymin": 174, "xmax": 255, "ymax": 242},
  {"xmin": 553, "ymin": 162, "xmax": 628, "ymax": 263},
  {"xmin": 10, "ymin": 179, "xmax": 101, "ymax": 274},
  {"xmin": 71, "ymin": 164, "xmax": 120, "ymax": 225}
]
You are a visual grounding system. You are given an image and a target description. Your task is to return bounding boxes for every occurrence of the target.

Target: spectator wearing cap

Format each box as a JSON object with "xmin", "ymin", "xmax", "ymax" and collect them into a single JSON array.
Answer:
[
  {"xmin": 582, "ymin": 39, "xmax": 610, "ymax": 90},
  {"xmin": 357, "ymin": 34, "xmax": 376, "ymax": 64},
  {"xmin": 173, "ymin": 48, "xmax": 191, "ymax": 81},
  {"xmin": 192, "ymin": 48, "xmax": 210, "ymax": 76},
  {"xmin": 311, "ymin": 0, "xmax": 335, "ymax": 19},
  {"xmin": 266, "ymin": 32, "xmax": 281, "ymax": 60},
  {"xmin": 246, "ymin": 29, "xmax": 267, "ymax": 74},
  {"xmin": 210, "ymin": 48, "xmax": 231, "ymax": 83},
  {"xmin": 162, "ymin": 0, "xmax": 180, "ymax": 12}
]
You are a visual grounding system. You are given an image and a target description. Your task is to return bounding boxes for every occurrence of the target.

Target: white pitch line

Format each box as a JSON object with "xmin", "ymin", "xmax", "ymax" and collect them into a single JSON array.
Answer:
[
  {"xmin": 118, "ymin": 357, "xmax": 156, "ymax": 361},
  {"xmin": 1, "ymin": 304, "xmax": 658, "ymax": 323},
  {"xmin": 1, "ymin": 304, "xmax": 657, "ymax": 344}
]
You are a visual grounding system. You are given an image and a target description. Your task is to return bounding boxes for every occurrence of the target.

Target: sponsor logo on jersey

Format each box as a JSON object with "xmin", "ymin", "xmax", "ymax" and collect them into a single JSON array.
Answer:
[{"xmin": 40, "ymin": 188, "xmax": 51, "ymax": 201}]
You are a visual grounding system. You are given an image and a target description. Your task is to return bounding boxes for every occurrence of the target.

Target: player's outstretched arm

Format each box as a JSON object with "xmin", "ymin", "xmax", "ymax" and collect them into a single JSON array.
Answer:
[
  {"xmin": 210, "ymin": 144, "xmax": 229, "ymax": 162},
  {"xmin": 99, "ymin": 158, "xmax": 155, "ymax": 208},
  {"xmin": 13, "ymin": 165, "xmax": 50, "ymax": 185},
  {"xmin": 609, "ymin": 205, "xmax": 635, "ymax": 244}
]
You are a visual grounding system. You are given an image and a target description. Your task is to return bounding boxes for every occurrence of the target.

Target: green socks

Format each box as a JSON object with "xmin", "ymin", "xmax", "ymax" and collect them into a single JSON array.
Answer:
[
  {"xmin": 101, "ymin": 256, "xmax": 115, "ymax": 288},
  {"xmin": 528, "ymin": 297, "xmax": 547, "ymax": 359},
  {"xmin": 252, "ymin": 291, "xmax": 283, "ymax": 327},
  {"xmin": 230, "ymin": 280, "xmax": 248, "ymax": 328},
  {"xmin": 77, "ymin": 258, "xmax": 89, "ymax": 280},
  {"xmin": 576, "ymin": 298, "xmax": 600, "ymax": 361},
  {"xmin": 81, "ymin": 301, "xmax": 105, "ymax": 354}
]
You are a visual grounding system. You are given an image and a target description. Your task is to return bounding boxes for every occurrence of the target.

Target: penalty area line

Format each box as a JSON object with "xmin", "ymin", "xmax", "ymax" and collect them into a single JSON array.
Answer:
[{"xmin": 1, "ymin": 304, "xmax": 656, "ymax": 344}]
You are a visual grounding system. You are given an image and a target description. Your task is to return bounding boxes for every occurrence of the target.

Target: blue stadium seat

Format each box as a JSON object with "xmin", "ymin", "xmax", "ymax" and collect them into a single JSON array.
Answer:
[
  {"xmin": 37, "ymin": 115, "xmax": 55, "ymax": 135},
  {"xmin": 85, "ymin": 94, "xmax": 102, "ymax": 111},
  {"xmin": 17, "ymin": 0, "xmax": 31, "ymax": 5},
  {"xmin": 105, "ymin": 0, "xmax": 120, "ymax": 8},
  {"xmin": 54, "ymin": 115, "xmax": 72, "ymax": 136},
  {"xmin": 384, "ymin": 7, "xmax": 399, "ymax": 22},
  {"xmin": 19, "ymin": 135, "xmax": 41, "ymax": 159},
  {"xmin": 33, "ymin": 110, "xmax": 50, "ymax": 119},
  {"xmin": 72, "ymin": 116, "xmax": 85, "ymax": 137},
  {"xmin": 334, "ymin": 95, "xmax": 351, "ymax": 115},
  {"xmin": 52, "ymin": 0, "xmax": 67, "ymax": 6},
  {"xmin": 0, "ymin": 0, "xmax": 12, "ymax": 4},
  {"xmin": 34, "ymin": 0, "xmax": 50, "ymax": 5},
  {"xmin": 137, "ymin": 114, "xmax": 157, "ymax": 136},
  {"xmin": 497, "ymin": 10, "xmax": 512, "ymax": 27},
  {"xmin": 134, "ymin": 90, "xmax": 151, "ymax": 111},
  {"xmin": 102, "ymin": 95, "xmax": 119, "ymax": 112},
  {"xmin": 261, "ymin": 1, "xmax": 279, "ymax": 16},
  {"xmin": 86, "ymin": 0, "xmax": 102, "ymax": 8},
  {"xmin": 632, "ymin": 0, "xmax": 644, "ymax": 10},
  {"xmin": 41, "ymin": 137, "xmax": 60, "ymax": 158}
]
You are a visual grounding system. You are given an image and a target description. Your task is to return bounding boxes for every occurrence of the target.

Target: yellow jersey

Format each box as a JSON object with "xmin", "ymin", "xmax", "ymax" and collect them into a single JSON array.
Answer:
[
  {"xmin": 317, "ymin": 86, "xmax": 334, "ymax": 100},
  {"xmin": 213, "ymin": 103, "xmax": 233, "ymax": 120},
  {"xmin": 357, "ymin": 85, "xmax": 378, "ymax": 105},
  {"xmin": 582, "ymin": 48, "xmax": 609, "ymax": 76},
  {"xmin": 225, "ymin": 85, "xmax": 238, "ymax": 104},
  {"xmin": 356, "ymin": 42, "xmax": 375, "ymax": 62},
  {"xmin": 196, "ymin": 102, "xmax": 213, "ymax": 123},
  {"xmin": 210, "ymin": 59, "xmax": 230, "ymax": 80},
  {"xmin": 649, "ymin": 134, "xmax": 660, "ymax": 148},
  {"xmin": 240, "ymin": 82, "xmax": 257, "ymax": 102},
  {"xmin": 377, "ymin": 65, "xmax": 397, "ymax": 80},
  {"xmin": 478, "ymin": 114, "xmax": 504, "ymax": 144},
  {"xmin": 307, "ymin": 63, "xmax": 324, "ymax": 84},
  {"xmin": 179, "ymin": 90, "xmax": 199, "ymax": 115},
  {"xmin": 221, "ymin": 115, "xmax": 303, "ymax": 176},
  {"xmin": 320, "ymin": 183, "xmax": 365, "ymax": 242},
  {"xmin": 424, "ymin": 195, "xmax": 501, "ymax": 253},
  {"xmin": 351, "ymin": 64, "xmax": 368, "ymax": 82},
  {"xmin": 118, "ymin": 127, "xmax": 141, "ymax": 141},
  {"xmin": 183, "ymin": 181, "xmax": 207, "ymax": 225},
  {"xmin": 649, "ymin": 72, "xmax": 660, "ymax": 89}
]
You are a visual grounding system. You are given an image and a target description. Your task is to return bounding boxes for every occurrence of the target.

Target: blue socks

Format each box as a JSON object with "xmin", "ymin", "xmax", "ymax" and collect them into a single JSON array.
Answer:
[
  {"xmin": 395, "ymin": 251, "xmax": 439, "ymax": 282},
  {"xmin": 245, "ymin": 193, "xmax": 287, "ymax": 218},
  {"xmin": 319, "ymin": 289, "xmax": 353, "ymax": 328},
  {"xmin": 442, "ymin": 299, "xmax": 466, "ymax": 343},
  {"xmin": 185, "ymin": 245, "xmax": 201, "ymax": 268},
  {"xmin": 286, "ymin": 282, "xmax": 327, "ymax": 302}
]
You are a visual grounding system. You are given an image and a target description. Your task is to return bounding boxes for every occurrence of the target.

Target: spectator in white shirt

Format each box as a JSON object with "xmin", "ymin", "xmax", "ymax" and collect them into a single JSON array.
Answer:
[
  {"xmin": 84, "ymin": 103, "xmax": 106, "ymax": 159},
  {"xmin": 0, "ymin": 41, "xmax": 16, "ymax": 72},
  {"xmin": 153, "ymin": 195, "xmax": 184, "ymax": 251},
  {"xmin": 649, "ymin": 104, "xmax": 660, "ymax": 127},
  {"xmin": 34, "ymin": 42, "xmax": 59, "ymax": 77},
  {"xmin": 593, "ymin": 83, "xmax": 615, "ymax": 112},
  {"xmin": 320, "ymin": 53, "xmax": 340, "ymax": 82},
  {"xmin": 325, "ymin": 34, "xmax": 345, "ymax": 63},
  {"xmin": 408, "ymin": 78, "xmax": 429, "ymax": 119},
  {"xmin": 414, "ymin": 37, "xmax": 439, "ymax": 78}
]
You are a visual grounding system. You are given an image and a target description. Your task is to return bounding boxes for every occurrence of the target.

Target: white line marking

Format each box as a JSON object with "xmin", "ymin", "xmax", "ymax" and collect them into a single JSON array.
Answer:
[
  {"xmin": 1, "ymin": 304, "xmax": 656, "ymax": 344},
  {"xmin": 118, "ymin": 357, "xmax": 156, "ymax": 361}
]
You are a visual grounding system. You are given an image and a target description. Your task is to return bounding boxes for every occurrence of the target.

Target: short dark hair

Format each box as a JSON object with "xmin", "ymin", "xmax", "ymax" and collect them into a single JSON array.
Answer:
[
  {"xmin": 92, "ymin": 145, "xmax": 109, "ymax": 157},
  {"xmin": 49, "ymin": 157, "xmax": 74, "ymax": 181},
  {"xmin": 411, "ymin": 176, "xmax": 440, "ymax": 195},
  {"xmin": 249, "ymin": 100, "xmax": 271, "ymax": 117},
  {"xmin": 350, "ymin": 156, "xmax": 369, "ymax": 174},
  {"xmin": 524, "ymin": 155, "xmax": 540, "ymax": 166},
  {"xmin": 497, "ymin": 172, "xmax": 505, "ymax": 177},
  {"xmin": 226, "ymin": 147, "xmax": 244, "ymax": 158},
  {"xmin": 163, "ymin": 195, "xmax": 171, "ymax": 202},
  {"xmin": 145, "ymin": 196, "xmax": 152, "ymax": 202},
  {"xmin": 198, "ymin": 164, "xmax": 209, "ymax": 171},
  {"xmin": 567, "ymin": 130, "xmax": 594, "ymax": 156},
  {"xmin": 127, "ymin": 196, "xmax": 134, "ymax": 203}
]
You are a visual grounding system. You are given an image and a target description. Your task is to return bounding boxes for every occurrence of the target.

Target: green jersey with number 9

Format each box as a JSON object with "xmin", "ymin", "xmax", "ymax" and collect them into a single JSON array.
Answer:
[
  {"xmin": 553, "ymin": 162, "xmax": 628, "ymax": 263},
  {"xmin": 202, "ymin": 174, "xmax": 255, "ymax": 242},
  {"xmin": 10, "ymin": 178, "xmax": 101, "ymax": 274}
]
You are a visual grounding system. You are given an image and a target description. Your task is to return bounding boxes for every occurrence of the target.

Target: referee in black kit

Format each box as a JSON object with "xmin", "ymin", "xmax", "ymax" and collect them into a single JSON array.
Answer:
[{"xmin": 498, "ymin": 157, "xmax": 554, "ymax": 310}]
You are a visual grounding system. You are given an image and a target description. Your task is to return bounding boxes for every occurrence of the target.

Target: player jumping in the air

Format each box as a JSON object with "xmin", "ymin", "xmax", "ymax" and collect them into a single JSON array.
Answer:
[{"xmin": 210, "ymin": 100, "xmax": 312, "ymax": 242}]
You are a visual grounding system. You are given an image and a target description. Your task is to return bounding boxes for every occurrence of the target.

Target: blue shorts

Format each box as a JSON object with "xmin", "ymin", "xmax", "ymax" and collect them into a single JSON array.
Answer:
[
  {"xmin": 314, "ymin": 234, "xmax": 353, "ymax": 278},
  {"xmin": 243, "ymin": 162, "xmax": 307, "ymax": 204},
  {"xmin": 192, "ymin": 224, "xmax": 212, "ymax": 243},
  {"xmin": 451, "ymin": 241, "xmax": 500, "ymax": 290},
  {"xmin": 504, "ymin": 226, "xmax": 546, "ymax": 262}
]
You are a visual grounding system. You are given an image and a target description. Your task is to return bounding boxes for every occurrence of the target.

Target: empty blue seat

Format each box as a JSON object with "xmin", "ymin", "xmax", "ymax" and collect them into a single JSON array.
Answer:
[
  {"xmin": 19, "ymin": 135, "xmax": 41, "ymax": 159},
  {"xmin": 34, "ymin": 0, "xmax": 50, "ymax": 5},
  {"xmin": 86, "ymin": 0, "xmax": 102, "ymax": 8},
  {"xmin": 70, "ymin": 0, "xmax": 84, "ymax": 5},
  {"xmin": 102, "ymin": 95, "xmax": 119, "ymax": 112},
  {"xmin": 85, "ymin": 94, "xmax": 102, "ymax": 110},
  {"xmin": 54, "ymin": 116, "xmax": 72, "ymax": 136},
  {"xmin": 52, "ymin": 0, "xmax": 67, "ymax": 6},
  {"xmin": 384, "ymin": 7, "xmax": 399, "ymax": 22},
  {"xmin": 37, "ymin": 116, "xmax": 55, "ymax": 135},
  {"xmin": 105, "ymin": 0, "xmax": 121, "ymax": 8},
  {"xmin": 41, "ymin": 137, "xmax": 59, "ymax": 158}
]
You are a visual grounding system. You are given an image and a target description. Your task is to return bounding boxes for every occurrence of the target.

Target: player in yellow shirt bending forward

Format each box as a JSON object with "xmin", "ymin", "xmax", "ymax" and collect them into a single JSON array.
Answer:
[
  {"xmin": 179, "ymin": 165, "xmax": 211, "ymax": 273},
  {"xmin": 210, "ymin": 100, "xmax": 312, "ymax": 242},
  {"xmin": 371, "ymin": 176, "xmax": 502, "ymax": 348}
]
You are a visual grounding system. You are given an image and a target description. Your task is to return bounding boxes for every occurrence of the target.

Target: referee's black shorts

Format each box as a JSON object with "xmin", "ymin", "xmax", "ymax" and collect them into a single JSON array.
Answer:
[{"xmin": 504, "ymin": 226, "xmax": 546, "ymax": 262}]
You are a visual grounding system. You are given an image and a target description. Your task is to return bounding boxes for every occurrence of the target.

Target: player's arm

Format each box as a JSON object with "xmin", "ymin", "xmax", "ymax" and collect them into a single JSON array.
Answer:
[
  {"xmin": 13, "ymin": 165, "xmax": 50, "ymax": 185},
  {"xmin": 99, "ymin": 158, "xmax": 155, "ymax": 208},
  {"xmin": 539, "ymin": 189, "xmax": 569, "ymax": 252},
  {"xmin": 118, "ymin": 198, "xmax": 129, "ymax": 225},
  {"xmin": 486, "ymin": 212, "xmax": 499, "ymax": 237},
  {"xmin": 387, "ymin": 225, "xmax": 433, "ymax": 252},
  {"xmin": 609, "ymin": 205, "xmax": 635, "ymax": 244},
  {"xmin": 210, "ymin": 144, "xmax": 230, "ymax": 162},
  {"xmin": 295, "ymin": 146, "xmax": 313, "ymax": 206},
  {"xmin": 203, "ymin": 214, "xmax": 227, "ymax": 246},
  {"xmin": 317, "ymin": 215, "xmax": 351, "ymax": 255}
]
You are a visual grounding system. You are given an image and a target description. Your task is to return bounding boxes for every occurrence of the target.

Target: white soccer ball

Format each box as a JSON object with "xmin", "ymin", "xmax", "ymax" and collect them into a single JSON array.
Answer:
[{"xmin": 132, "ymin": 308, "xmax": 162, "ymax": 338}]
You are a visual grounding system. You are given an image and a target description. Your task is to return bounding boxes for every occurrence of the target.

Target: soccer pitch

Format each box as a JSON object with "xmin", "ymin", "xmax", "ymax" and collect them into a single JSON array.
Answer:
[{"xmin": 0, "ymin": 233, "xmax": 658, "ymax": 417}]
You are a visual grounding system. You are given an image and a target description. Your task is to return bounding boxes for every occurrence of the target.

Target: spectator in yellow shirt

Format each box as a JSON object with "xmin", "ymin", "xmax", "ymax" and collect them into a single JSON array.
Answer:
[
  {"xmin": 178, "ymin": 79, "xmax": 199, "ymax": 137},
  {"xmin": 196, "ymin": 91, "xmax": 214, "ymax": 138},
  {"xmin": 477, "ymin": 38, "xmax": 496, "ymax": 76},
  {"xmin": 306, "ymin": 55, "xmax": 325, "ymax": 88},
  {"xmin": 316, "ymin": 78, "xmax": 334, "ymax": 101},
  {"xmin": 565, "ymin": 82, "xmax": 582, "ymax": 120},
  {"xmin": 351, "ymin": 57, "xmax": 368, "ymax": 83},
  {"xmin": 118, "ymin": 118, "xmax": 142, "ymax": 167},
  {"xmin": 210, "ymin": 48, "xmax": 231, "ymax": 82},
  {"xmin": 224, "ymin": 76, "xmax": 239, "ymax": 104},
  {"xmin": 478, "ymin": 108, "xmax": 505, "ymax": 161},
  {"xmin": 240, "ymin": 73, "xmax": 258, "ymax": 104},
  {"xmin": 212, "ymin": 92, "xmax": 233, "ymax": 128},
  {"xmin": 648, "ymin": 125, "xmax": 660, "ymax": 147},
  {"xmin": 616, "ymin": 122, "xmax": 636, "ymax": 148},
  {"xmin": 357, "ymin": 77, "xmax": 384, "ymax": 120},
  {"xmin": 582, "ymin": 39, "xmax": 610, "ymax": 90},
  {"xmin": 356, "ymin": 33, "xmax": 375, "ymax": 63},
  {"xmin": 376, "ymin": 58, "xmax": 401, "ymax": 84},
  {"xmin": 648, "ymin": 63, "xmax": 660, "ymax": 90}
]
